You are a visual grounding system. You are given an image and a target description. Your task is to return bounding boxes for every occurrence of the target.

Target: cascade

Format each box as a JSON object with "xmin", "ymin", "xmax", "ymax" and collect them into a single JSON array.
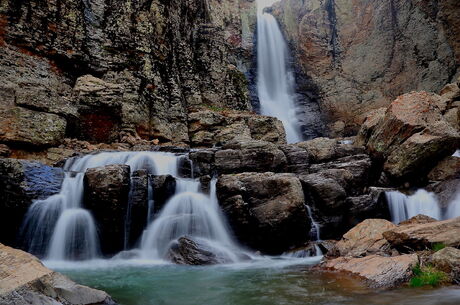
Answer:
[
  {"xmin": 385, "ymin": 189, "xmax": 442, "ymax": 223},
  {"xmin": 446, "ymin": 192, "xmax": 460, "ymax": 219},
  {"xmin": 256, "ymin": 0, "xmax": 302, "ymax": 143},
  {"xmin": 21, "ymin": 151, "xmax": 243, "ymax": 262}
]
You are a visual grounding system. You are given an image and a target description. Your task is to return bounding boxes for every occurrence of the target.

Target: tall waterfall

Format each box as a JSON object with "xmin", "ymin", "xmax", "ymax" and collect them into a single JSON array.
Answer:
[
  {"xmin": 21, "ymin": 151, "xmax": 242, "ymax": 262},
  {"xmin": 256, "ymin": 0, "xmax": 302, "ymax": 143}
]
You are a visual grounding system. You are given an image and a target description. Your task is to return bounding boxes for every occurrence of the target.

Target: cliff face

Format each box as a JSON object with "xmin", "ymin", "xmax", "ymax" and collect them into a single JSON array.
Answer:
[
  {"xmin": 0, "ymin": 0, "xmax": 257, "ymax": 147},
  {"xmin": 272, "ymin": 0, "xmax": 460, "ymax": 134}
]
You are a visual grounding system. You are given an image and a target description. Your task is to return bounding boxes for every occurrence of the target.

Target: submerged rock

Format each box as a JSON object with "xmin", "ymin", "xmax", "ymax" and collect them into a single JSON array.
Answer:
[
  {"xmin": 324, "ymin": 254, "xmax": 418, "ymax": 289},
  {"xmin": 84, "ymin": 164, "xmax": 131, "ymax": 255},
  {"xmin": 217, "ymin": 172, "xmax": 309, "ymax": 254},
  {"xmin": 0, "ymin": 243, "xmax": 117, "ymax": 305}
]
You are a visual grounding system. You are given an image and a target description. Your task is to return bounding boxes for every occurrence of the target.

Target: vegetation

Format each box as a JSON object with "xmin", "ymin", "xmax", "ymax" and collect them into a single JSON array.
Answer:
[
  {"xmin": 410, "ymin": 264, "xmax": 449, "ymax": 287},
  {"xmin": 432, "ymin": 243, "xmax": 446, "ymax": 252}
]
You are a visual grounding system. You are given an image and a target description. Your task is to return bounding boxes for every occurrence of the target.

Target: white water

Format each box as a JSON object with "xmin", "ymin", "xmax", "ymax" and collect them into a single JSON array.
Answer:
[
  {"xmin": 385, "ymin": 189, "xmax": 460, "ymax": 223},
  {"xmin": 22, "ymin": 151, "xmax": 245, "ymax": 263},
  {"xmin": 256, "ymin": 0, "xmax": 302, "ymax": 143},
  {"xmin": 140, "ymin": 179, "xmax": 243, "ymax": 262}
]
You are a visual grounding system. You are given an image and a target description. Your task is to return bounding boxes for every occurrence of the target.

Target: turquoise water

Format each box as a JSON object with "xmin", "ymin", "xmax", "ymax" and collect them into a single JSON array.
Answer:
[{"xmin": 53, "ymin": 258, "xmax": 460, "ymax": 305}]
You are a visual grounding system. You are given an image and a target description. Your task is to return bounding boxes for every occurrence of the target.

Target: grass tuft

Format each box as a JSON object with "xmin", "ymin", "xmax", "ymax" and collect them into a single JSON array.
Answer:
[
  {"xmin": 432, "ymin": 243, "xmax": 446, "ymax": 252},
  {"xmin": 410, "ymin": 264, "xmax": 449, "ymax": 287}
]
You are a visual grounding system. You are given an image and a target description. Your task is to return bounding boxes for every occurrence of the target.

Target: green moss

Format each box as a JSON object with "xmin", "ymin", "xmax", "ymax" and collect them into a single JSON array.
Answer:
[
  {"xmin": 432, "ymin": 243, "xmax": 446, "ymax": 252},
  {"xmin": 410, "ymin": 264, "xmax": 449, "ymax": 287}
]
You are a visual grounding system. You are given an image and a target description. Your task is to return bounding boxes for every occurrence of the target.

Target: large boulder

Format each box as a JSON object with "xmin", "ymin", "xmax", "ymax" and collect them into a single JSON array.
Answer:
[
  {"xmin": 358, "ymin": 91, "xmax": 460, "ymax": 182},
  {"xmin": 0, "ymin": 243, "xmax": 117, "ymax": 305},
  {"xmin": 432, "ymin": 247, "xmax": 460, "ymax": 274},
  {"xmin": 0, "ymin": 107, "xmax": 67, "ymax": 147},
  {"xmin": 84, "ymin": 164, "xmax": 130, "ymax": 255},
  {"xmin": 215, "ymin": 140, "xmax": 287, "ymax": 174},
  {"xmin": 217, "ymin": 172, "xmax": 309, "ymax": 254},
  {"xmin": 167, "ymin": 237, "xmax": 232, "ymax": 265},
  {"xmin": 383, "ymin": 217, "xmax": 460, "ymax": 252},
  {"xmin": 323, "ymin": 254, "xmax": 418, "ymax": 289},
  {"xmin": 334, "ymin": 219, "xmax": 396, "ymax": 257},
  {"xmin": 0, "ymin": 158, "xmax": 64, "ymax": 247}
]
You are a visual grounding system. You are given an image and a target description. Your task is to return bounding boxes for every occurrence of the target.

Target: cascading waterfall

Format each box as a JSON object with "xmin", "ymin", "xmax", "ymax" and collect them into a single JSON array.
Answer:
[
  {"xmin": 21, "ymin": 151, "xmax": 243, "ymax": 262},
  {"xmin": 140, "ymin": 179, "xmax": 243, "ymax": 262},
  {"xmin": 256, "ymin": 0, "xmax": 302, "ymax": 143}
]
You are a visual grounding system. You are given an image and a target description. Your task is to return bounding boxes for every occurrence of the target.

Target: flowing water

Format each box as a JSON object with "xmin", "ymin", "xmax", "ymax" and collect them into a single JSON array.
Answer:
[{"xmin": 256, "ymin": 0, "xmax": 302, "ymax": 143}]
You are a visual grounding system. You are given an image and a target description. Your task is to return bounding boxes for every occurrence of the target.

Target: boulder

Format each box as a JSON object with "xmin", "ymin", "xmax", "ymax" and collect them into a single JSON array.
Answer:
[
  {"xmin": 0, "ymin": 158, "xmax": 64, "ymax": 246},
  {"xmin": 151, "ymin": 175, "xmax": 177, "ymax": 214},
  {"xmin": 296, "ymin": 138, "xmax": 365, "ymax": 164},
  {"xmin": 432, "ymin": 247, "xmax": 460, "ymax": 274},
  {"xmin": 167, "ymin": 237, "xmax": 230, "ymax": 265},
  {"xmin": 189, "ymin": 149, "xmax": 216, "ymax": 177},
  {"xmin": 383, "ymin": 217, "xmax": 460, "ymax": 252},
  {"xmin": 84, "ymin": 164, "xmax": 131, "ymax": 255},
  {"xmin": 345, "ymin": 190, "xmax": 391, "ymax": 227},
  {"xmin": 0, "ymin": 243, "xmax": 117, "ymax": 305},
  {"xmin": 0, "ymin": 107, "xmax": 67, "ymax": 147},
  {"xmin": 279, "ymin": 144, "xmax": 310, "ymax": 173},
  {"xmin": 440, "ymin": 83, "xmax": 460, "ymax": 101},
  {"xmin": 217, "ymin": 172, "xmax": 309, "ymax": 254},
  {"xmin": 334, "ymin": 219, "xmax": 396, "ymax": 257},
  {"xmin": 323, "ymin": 254, "xmax": 418, "ymax": 289},
  {"xmin": 359, "ymin": 92, "xmax": 460, "ymax": 182},
  {"xmin": 428, "ymin": 156, "xmax": 460, "ymax": 181},
  {"xmin": 215, "ymin": 140, "xmax": 287, "ymax": 174}
]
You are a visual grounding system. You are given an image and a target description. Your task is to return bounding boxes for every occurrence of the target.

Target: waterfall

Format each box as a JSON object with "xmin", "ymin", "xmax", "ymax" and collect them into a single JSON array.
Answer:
[
  {"xmin": 140, "ymin": 179, "xmax": 243, "ymax": 262},
  {"xmin": 446, "ymin": 192, "xmax": 460, "ymax": 218},
  {"xmin": 385, "ymin": 189, "xmax": 442, "ymax": 223},
  {"xmin": 256, "ymin": 0, "xmax": 302, "ymax": 143},
  {"xmin": 21, "ymin": 151, "xmax": 243, "ymax": 263}
]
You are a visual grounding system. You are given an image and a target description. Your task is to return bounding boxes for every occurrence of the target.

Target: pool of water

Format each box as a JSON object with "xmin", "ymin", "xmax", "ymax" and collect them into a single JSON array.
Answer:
[{"xmin": 52, "ymin": 257, "xmax": 460, "ymax": 305}]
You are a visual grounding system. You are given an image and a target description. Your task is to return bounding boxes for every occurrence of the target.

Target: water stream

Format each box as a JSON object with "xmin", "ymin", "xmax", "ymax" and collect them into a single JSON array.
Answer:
[{"xmin": 256, "ymin": 0, "xmax": 302, "ymax": 143}]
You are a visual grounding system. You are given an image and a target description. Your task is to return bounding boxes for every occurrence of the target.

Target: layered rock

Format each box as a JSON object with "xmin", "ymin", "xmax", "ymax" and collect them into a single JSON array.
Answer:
[
  {"xmin": 0, "ymin": 243, "xmax": 116, "ymax": 305},
  {"xmin": 358, "ymin": 91, "xmax": 460, "ymax": 182},
  {"xmin": 272, "ymin": 0, "xmax": 460, "ymax": 133},
  {"xmin": 216, "ymin": 172, "xmax": 309, "ymax": 254},
  {"xmin": 84, "ymin": 164, "xmax": 131, "ymax": 254}
]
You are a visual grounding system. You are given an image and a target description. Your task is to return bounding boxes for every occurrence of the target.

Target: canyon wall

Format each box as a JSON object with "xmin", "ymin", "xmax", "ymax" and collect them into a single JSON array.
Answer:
[{"xmin": 272, "ymin": 0, "xmax": 460, "ymax": 134}]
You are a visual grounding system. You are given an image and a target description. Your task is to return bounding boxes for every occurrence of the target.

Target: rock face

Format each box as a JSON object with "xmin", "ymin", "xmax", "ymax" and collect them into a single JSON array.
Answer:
[
  {"xmin": 383, "ymin": 217, "xmax": 460, "ymax": 251},
  {"xmin": 272, "ymin": 0, "xmax": 460, "ymax": 134},
  {"xmin": 216, "ymin": 172, "xmax": 309, "ymax": 254},
  {"xmin": 0, "ymin": 0, "xmax": 258, "ymax": 148},
  {"xmin": 0, "ymin": 158, "xmax": 63, "ymax": 247},
  {"xmin": 84, "ymin": 164, "xmax": 130, "ymax": 254},
  {"xmin": 358, "ymin": 91, "xmax": 460, "ymax": 182},
  {"xmin": 324, "ymin": 254, "xmax": 418, "ymax": 289},
  {"xmin": 334, "ymin": 219, "xmax": 396, "ymax": 257},
  {"xmin": 0, "ymin": 243, "xmax": 116, "ymax": 305}
]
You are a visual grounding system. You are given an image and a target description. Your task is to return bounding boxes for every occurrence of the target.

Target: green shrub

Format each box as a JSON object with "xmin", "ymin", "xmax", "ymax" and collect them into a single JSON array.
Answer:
[
  {"xmin": 432, "ymin": 243, "xmax": 446, "ymax": 252},
  {"xmin": 410, "ymin": 264, "xmax": 449, "ymax": 287}
]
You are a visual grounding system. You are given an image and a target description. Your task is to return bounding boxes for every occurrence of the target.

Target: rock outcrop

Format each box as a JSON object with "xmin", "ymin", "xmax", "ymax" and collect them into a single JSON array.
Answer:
[
  {"xmin": 324, "ymin": 254, "xmax": 418, "ymax": 289},
  {"xmin": 217, "ymin": 172, "xmax": 309, "ymax": 254},
  {"xmin": 84, "ymin": 164, "xmax": 131, "ymax": 254},
  {"xmin": 0, "ymin": 243, "xmax": 117, "ymax": 305},
  {"xmin": 272, "ymin": 0, "xmax": 460, "ymax": 134},
  {"xmin": 358, "ymin": 91, "xmax": 460, "ymax": 182}
]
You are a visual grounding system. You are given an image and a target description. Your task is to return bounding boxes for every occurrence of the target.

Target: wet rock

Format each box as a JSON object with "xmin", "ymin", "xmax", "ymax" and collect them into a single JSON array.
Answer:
[
  {"xmin": 334, "ymin": 219, "xmax": 396, "ymax": 257},
  {"xmin": 323, "ymin": 254, "xmax": 418, "ymax": 289},
  {"xmin": 84, "ymin": 164, "xmax": 131, "ymax": 255},
  {"xmin": 217, "ymin": 172, "xmax": 309, "ymax": 254},
  {"xmin": 345, "ymin": 191, "xmax": 391, "ymax": 228},
  {"xmin": 125, "ymin": 170, "xmax": 149, "ymax": 248},
  {"xmin": 0, "ymin": 144, "xmax": 11, "ymax": 157},
  {"xmin": 215, "ymin": 140, "xmax": 287, "ymax": 174},
  {"xmin": 359, "ymin": 91, "xmax": 460, "ymax": 182},
  {"xmin": 0, "ymin": 158, "xmax": 64, "ymax": 246},
  {"xmin": 167, "ymin": 237, "xmax": 229, "ymax": 265},
  {"xmin": 0, "ymin": 243, "xmax": 117, "ymax": 305},
  {"xmin": 189, "ymin": 149, "xmax": 216, "ymax": 177},
  {"xmin": 428, "ymin": 156, "xmax": 460, "ymax": 181},
  {"xmin": 299, "ymin": 174, "xmax": 347, "ymax": 212},
  {"xmin": 427, "ymin": 179, "xmax": 460, "ymax": 208},
  {"xmin": 151, "ymin": 175, "xmax": 177, "ymax": 214},
  {"xmin": 279, "ymin": 144, "xmax": 310, "ymax": 173},
  {"xmin": 383, "ymin": 217, "xmax": 460, "ymax": 252},
  {"xmin": 0, "ymin": 107, "xmax": 67, "ymax": 147}
]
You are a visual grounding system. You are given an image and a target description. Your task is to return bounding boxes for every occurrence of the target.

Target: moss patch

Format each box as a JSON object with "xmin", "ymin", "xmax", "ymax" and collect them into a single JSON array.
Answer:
[{"xmin": 410, "ymin": 264, "xmax": 449, "ymax": 287}]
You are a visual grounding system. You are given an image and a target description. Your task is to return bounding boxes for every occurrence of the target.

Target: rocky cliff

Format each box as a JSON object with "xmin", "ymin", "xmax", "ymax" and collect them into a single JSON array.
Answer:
[
  {"xmin": 0, "ymin": 0, "xmax": 259, "ymax": 150},
  {"xmin": 272, "ymin": 0, "xmax": 460, "ymax": 135}
]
